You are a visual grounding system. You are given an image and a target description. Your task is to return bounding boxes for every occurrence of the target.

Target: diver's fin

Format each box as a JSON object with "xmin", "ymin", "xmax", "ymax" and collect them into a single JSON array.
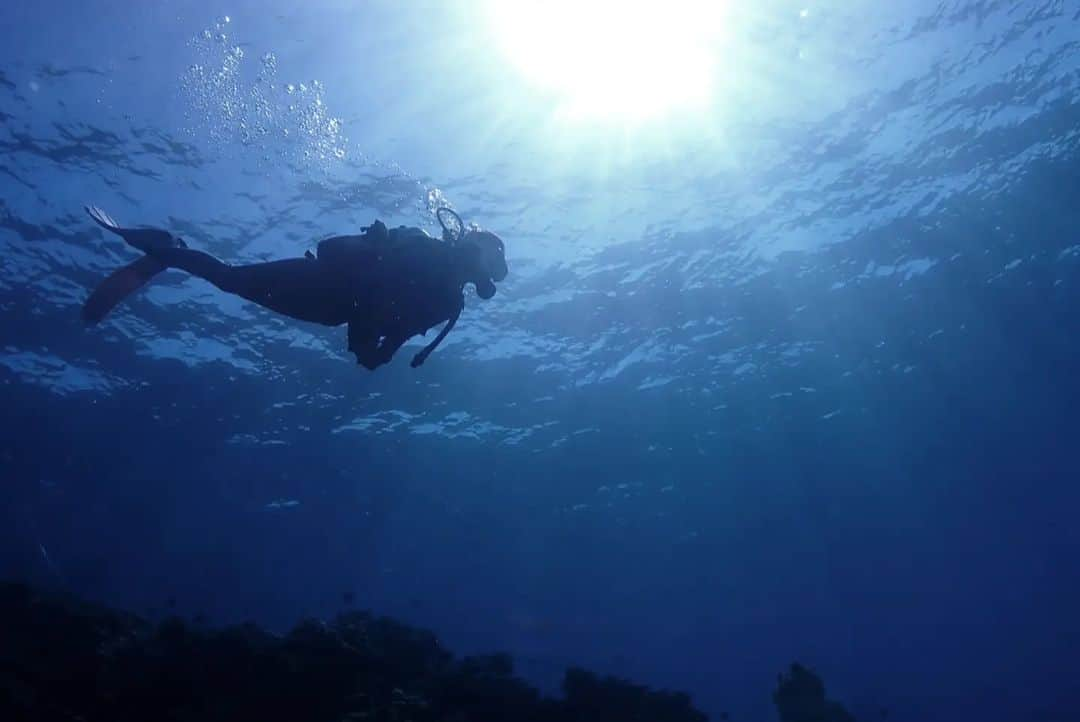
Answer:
[
  {"xmin": 85, "ymin": 205, "xmax": 123, "ymax": 234},
  {"xmin": 84, "ymin": 204, "xmax": 187, "ymax": 254},
  {"xmin": 82, "ymin": 255, "xmax": 167, "ymax": 324}
]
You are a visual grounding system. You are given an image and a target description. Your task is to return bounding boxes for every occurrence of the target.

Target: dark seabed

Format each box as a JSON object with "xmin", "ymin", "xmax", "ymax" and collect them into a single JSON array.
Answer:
[{"xmin": 2, "ymin": 2, "xmax": 1079, "ymax": 721}]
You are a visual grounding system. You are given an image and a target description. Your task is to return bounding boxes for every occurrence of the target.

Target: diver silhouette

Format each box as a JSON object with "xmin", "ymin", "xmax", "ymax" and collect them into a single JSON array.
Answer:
[{"xmin": 81, "ymin": 205, "xmax": 508, "ymax": 370}]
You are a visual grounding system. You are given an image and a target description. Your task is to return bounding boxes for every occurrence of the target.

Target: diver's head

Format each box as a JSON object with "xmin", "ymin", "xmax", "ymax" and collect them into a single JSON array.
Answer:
[{"xmin": 457, "ymin": 229, "xmax": 508, "ymax": 300}]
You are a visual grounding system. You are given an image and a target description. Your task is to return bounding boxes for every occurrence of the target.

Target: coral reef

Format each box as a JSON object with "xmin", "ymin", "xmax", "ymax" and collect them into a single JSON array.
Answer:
[
  {"xmin": 773, "ymin": 663, "xmax": 857, "ymax": 722},
  {"xmin": 0, "ymin": 583, "xmax": 707, "ymax": 722},
  {"xmin": 0, "ymin": 583, "xmax": 858, "ymax": 721}
]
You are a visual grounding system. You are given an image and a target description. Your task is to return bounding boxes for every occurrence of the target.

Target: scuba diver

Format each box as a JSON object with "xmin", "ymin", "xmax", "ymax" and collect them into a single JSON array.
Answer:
[{"xmin": 81, "ymin": 205, "xmax": 508, "ymax": 370}]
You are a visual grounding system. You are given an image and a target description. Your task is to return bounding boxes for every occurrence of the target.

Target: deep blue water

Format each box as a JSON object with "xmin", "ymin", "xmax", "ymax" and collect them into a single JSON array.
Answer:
[{"xmin": 3, "ymin": 1, "xmax": 1080, "ymax": 720}]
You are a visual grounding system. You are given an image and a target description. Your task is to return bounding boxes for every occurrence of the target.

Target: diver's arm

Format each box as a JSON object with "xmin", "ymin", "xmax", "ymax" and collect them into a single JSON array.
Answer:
[
  {"xmin": 348, "ymin": 320, "xmax": 384, "ymax": 370},
  {"xmin": 354, "ymin": 345, "xmax": 389, "ymax": 371},
  {"xmin": 376, "ymin": 333, "xmax": 410, "ymax": 365},
  {"xmin": 349, "ymin": 318, "xmax": 411, "ymax": 371},
  {"xmin": 411, "ymin": 302, "xmax": 462, "ymax": 368},
  {"xmin": 353, "ymin": 337, "xmax": 402, "ymax": 371}
]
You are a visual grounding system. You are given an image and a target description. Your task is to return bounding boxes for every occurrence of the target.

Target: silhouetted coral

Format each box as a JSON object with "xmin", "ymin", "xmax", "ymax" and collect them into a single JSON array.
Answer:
[
  {"xmin": 0, "ymin": 582, "xmax": 713, "ymax": 722},
  {"xmin": 773, "ymin": 663, "xmax": 857, "ymax": 722},
  {"xmin": 562, "ymin": 667, "xmax": 708, "ymax": 722}
]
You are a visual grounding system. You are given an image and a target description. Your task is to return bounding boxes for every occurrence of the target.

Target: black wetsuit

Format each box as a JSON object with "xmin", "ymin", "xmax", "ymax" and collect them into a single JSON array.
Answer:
[{"xmin": 148, "ymin": 224, "xmax": 465, "ymax": 368}]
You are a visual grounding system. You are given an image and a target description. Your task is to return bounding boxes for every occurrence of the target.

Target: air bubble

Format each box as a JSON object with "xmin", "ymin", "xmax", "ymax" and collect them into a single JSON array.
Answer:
[{"xmin": 181, "ymin": 19, "xmax": 349, "ymax": 173}]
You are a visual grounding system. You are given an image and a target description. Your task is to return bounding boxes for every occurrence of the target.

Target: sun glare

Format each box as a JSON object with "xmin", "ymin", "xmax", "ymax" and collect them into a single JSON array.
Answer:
[{"xmin": 487, "ymin": 1, "xmax": 726, "ymax": 123}]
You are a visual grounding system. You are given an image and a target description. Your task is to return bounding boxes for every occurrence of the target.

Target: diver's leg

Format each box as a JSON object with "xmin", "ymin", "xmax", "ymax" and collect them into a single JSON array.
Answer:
[
  {"xmin": 152, "ymin": 248, "xmax": 348, "ymax": 325},
  {"xmin": 85, "ymin": 205, "xmax": 265, "ymax": 296},
  {"xmin": 149, "ymin": 247, "xmax": 235, "ymax": 289}
]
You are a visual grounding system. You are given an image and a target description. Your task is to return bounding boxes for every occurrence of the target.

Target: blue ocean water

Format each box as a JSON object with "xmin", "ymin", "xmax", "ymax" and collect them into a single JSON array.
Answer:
[{"xmin": 2, "ymin": 1, "xmax": 1079, "ymax": 719}]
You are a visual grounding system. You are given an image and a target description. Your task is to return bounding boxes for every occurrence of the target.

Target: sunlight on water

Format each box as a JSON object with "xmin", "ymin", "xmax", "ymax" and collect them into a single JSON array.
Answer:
[{"xmin": 486, "ymin": 0, "xmax": 725, "ymax": 123}]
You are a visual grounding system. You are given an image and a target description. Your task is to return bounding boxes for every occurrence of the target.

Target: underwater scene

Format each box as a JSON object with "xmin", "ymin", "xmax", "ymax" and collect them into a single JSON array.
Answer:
[{"xmin": 2, "ymin": 1, "xmax": 1079, "ymax": 720}]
